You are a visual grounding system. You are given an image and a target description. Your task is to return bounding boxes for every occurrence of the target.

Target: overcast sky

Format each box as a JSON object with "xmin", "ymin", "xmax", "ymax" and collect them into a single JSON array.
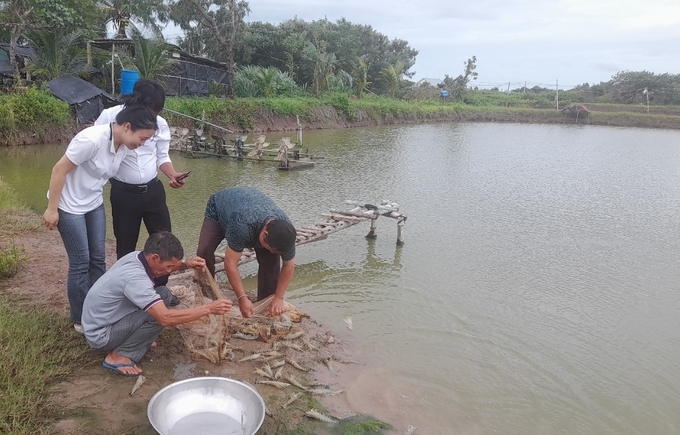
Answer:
[{"xmin": 166, "ymin": 0, "xmax": 680, "ymax": 90}]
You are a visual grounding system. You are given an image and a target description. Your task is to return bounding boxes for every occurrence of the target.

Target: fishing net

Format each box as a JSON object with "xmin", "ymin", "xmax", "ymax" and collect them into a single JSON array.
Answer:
[{"xmin": 168, "ymin": 268, "xmax": 308, "ymax": 364}]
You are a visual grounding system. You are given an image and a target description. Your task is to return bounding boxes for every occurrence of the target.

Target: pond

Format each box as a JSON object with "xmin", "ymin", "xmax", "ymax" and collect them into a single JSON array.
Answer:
[{"xmin": 3, "ymin": 122, "xmax": 680, "ymax": 434}]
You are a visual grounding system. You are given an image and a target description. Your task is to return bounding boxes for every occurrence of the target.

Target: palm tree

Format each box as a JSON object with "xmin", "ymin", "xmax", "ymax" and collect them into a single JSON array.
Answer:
[
  {"xmin": 303, "ymin": 44, "xmax": 337, "ymax": 97},
  {"xmin": 122, "ymin": 29, "xmax": 177, "ymax": 80},
  {"xmin": 379, "ymin": 61, "xmax": 406, "ymax": 98},
  {"xmin": 235, "ymin": 65, "xmax": 296, "ymax": 98},
  {"xmin": 353, "ymin": 57, "xmax": 371, "ymax": 98},
  {"xmin": 99, "ymin": 0, "xmax": 169, "ymax": 38},
  {"xmin": 23, "ymin": 30, "xmax": 88, "ymax": 80},
  {"xmin": 250, "ymin": 66, "xmax": 280, "ymax": 98}
]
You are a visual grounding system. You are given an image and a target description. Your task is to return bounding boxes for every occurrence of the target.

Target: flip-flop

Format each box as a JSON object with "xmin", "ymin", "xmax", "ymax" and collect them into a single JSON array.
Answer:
[{"xmin": 102, "ymin": 361, "xmax": 139, "ymax": 377}]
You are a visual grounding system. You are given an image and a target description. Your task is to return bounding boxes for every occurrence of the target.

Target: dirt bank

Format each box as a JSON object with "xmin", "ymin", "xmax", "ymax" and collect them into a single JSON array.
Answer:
[
  {"xmin": 0, "ymin": 215, "xmax": 383, "ymax": 435},
  {"xmin": 3, "ymin": 102, "xmax": 680, "ymax": 147}
]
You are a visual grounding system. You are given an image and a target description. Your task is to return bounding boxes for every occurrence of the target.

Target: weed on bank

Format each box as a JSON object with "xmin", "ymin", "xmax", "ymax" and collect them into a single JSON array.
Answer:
[{"xmin": 0, "ymin": 178, "xmax": 85, "ymax": 435}]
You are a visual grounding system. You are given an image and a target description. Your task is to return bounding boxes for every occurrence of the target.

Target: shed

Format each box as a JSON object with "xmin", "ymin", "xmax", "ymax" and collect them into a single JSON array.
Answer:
[
  {"xmin": 47, "ymin": 75, "xmax": 117, "ymax": 124},
  {"xmin": 0, "ymin": 43, "xmax": 37, "ymax": 77},
  {"xmin": 161, "ymin": 47, "xmax": 229, "ymax": 96},
  {"xmin": 86, "ymin": 39, "xmax": 229, "ymax": 97}
]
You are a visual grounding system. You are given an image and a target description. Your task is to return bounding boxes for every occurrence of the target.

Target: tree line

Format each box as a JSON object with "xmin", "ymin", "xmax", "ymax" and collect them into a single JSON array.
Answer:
[
  {"xmin": 497, "ymin": 71, "xmax": 679, "ymax": 106},
  {"xmin": 1, "ymin": 0, "xmax": 678, "ymax": 106},
  {"xmin": 0, "ymin": 0, "xmax": 422, "ymax": 99}
]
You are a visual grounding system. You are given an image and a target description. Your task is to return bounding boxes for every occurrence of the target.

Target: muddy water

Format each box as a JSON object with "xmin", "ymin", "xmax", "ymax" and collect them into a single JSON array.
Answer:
[{"xmin": 4, "ymin": 122, "xmax": 680, "ymax": 434}]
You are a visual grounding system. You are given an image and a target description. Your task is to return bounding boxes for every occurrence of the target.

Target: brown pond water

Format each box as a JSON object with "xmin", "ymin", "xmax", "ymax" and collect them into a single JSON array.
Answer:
[{"xmin": 4, "ymin": 122, "xmax": 680, "ymax": 434}]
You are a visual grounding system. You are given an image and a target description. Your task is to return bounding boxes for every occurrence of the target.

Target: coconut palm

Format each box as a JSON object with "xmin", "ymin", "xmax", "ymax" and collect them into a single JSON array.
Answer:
[
  {"xmin": 379, "ymin": 61, "xmax": 406, "ymax": 98},
  {"xmin": 302, "ymin": 43, "xmax": 337, "ymax": 97},
  {"xmin": 23, "ymin": 30, "xmax": 88, "ymax": 80},
  {"xmin": 235, "ymin": 65, "xmax": 297, "ymax": 98},
  {"xmin": 120, "ymin": 29, "xmax": 177, "ymax": 80},
  {"xmin": 248, "ymin": 66, "xmax": 279, "ymax": 98},
  {"xmin": 353, "ymin": 57, "xmax": 371, "ymax": 98},
  {"xmin": 99, "ymin": 0, "xmax": 169, "ymax": 38}
]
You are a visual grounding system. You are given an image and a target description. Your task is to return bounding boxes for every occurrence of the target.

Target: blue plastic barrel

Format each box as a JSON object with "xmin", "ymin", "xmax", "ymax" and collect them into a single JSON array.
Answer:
[{"xmin": 120, "ymin": 69, "xmax": 140, "ymax": 95}]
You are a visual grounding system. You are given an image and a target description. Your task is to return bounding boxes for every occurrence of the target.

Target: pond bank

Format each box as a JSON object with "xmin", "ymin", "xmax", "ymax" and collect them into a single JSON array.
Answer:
[
  {"xmin": 3, "ymin": 92, "xmax": 680, "ymax": 146},
  {"xmin": 1, "ymin": 227, "xmax": 380, "ymax": 435},
  {"xmin": 0, "ymin": 179, "xmax": 389, "ymax": 434}
]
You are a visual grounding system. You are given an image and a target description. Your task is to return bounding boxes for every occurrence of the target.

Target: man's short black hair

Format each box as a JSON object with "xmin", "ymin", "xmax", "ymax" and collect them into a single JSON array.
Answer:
[
  {"xmin": 264, "ymin": 219, "xmax": 296, "ymax": 253},
  {"xmin": 143, "ymin": 231, "xmax": 184, "ymax": 261}
]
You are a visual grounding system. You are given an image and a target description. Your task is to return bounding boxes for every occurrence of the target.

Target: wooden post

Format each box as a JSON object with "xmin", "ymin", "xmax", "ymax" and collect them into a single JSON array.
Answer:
[
  {"xmin": 645, "ymin": 88, "xmax": 650, "ymax": 114},
  {"xmin": 366, "ymin": 218, "xmax": 377, "ymax": 239},
  {"xmin": 111, "ymin": 43, "xmax": 115, "ymax": 96},
  {"xmin": 296, "ymin": 115, "xmax": 303, "ymax": 145},
  {"xmin": 556, "ymin": 79, "xmax": 559, "ymax": 110},
  {"xmin": 397, "ymin": 217, "xmax": 405, "ymax": 246}
]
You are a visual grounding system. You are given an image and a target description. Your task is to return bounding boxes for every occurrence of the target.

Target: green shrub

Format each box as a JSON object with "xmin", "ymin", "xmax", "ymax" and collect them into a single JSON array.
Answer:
[
  {"xmin": 0, "ymin": 87, "xmax": 70, "ymax": 138},
  {"xmin": 0, "ymin": 241, "xmax": 26, "ymax": 279},
  {"xmin": 332, "ymin": 416, "xmax": 392, "ymax": 435},
  {"xmin": 329, "ymin": 93, "xmax": 353, "ymax": 119}
]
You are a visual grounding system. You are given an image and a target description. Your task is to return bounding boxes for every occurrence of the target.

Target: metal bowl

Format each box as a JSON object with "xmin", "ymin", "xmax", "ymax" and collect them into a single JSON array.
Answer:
[{"xmin": 147, "ymin": 377, "xmax": 265, "ymax": 435}]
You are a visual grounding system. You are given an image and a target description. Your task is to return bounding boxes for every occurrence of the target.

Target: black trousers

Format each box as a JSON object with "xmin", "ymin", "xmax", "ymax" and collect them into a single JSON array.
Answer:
[
  {"xmin": 196, "ymin": 218, "xmax": 281, "ymax": 300},
  {"xmin": 110, "ymin": 177, "xmax": 171, "ymax": 285}
]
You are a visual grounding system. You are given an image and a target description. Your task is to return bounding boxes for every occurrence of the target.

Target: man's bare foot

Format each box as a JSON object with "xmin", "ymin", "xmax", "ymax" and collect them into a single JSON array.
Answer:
[{"xmin": 103, "ymin": 351, "xmax": 142, "ymax": 376}]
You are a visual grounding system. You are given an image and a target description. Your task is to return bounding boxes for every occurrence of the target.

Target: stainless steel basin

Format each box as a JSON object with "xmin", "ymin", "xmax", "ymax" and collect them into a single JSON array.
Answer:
[{"xmin": 147, "ymin": 377, "xmax": 265, "ymax": 435}]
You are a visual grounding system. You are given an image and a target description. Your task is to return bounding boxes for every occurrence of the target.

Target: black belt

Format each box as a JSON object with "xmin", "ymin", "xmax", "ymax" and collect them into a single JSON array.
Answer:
[{"xmin": 110, "ymin": 176, "xmax": 158, "ymax": 193}]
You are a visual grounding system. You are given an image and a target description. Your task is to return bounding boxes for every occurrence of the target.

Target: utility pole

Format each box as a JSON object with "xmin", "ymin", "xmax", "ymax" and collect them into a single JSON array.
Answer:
[
  {"xmin": 556, "ymin": 79, "xmax": 559, "ymax": 110},
  {"xmin": 506, "ymin": 81, "xmax": 511, "ymax": 106},
  {"xmin": 644, "ymin": 87, "xmax": 650, "ymax": 114},
  {"xmin": 524, "ymin": 81, "xmax": 527, "ymax": 93},
  {"xmin": 111, "ymin": 43, "xmax": 115, "ymax": 96}
]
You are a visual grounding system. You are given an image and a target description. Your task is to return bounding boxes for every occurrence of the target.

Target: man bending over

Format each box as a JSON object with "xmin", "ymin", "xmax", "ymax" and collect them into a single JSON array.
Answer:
[{"xmin": 196, "ymin": 187, "xmax": 297, "ymax": 318}]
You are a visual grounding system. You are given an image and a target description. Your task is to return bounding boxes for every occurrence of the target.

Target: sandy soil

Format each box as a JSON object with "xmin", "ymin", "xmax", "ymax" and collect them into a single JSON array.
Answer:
[{"xmin": 0, "ymin": 218, "xmax": 376, "ymax": 435}]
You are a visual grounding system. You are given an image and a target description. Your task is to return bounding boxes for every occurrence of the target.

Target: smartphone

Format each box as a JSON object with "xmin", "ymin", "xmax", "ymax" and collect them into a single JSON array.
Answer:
[{"xmin": 176, "ymin": 171, "xmax": 192, "ymax": 182}]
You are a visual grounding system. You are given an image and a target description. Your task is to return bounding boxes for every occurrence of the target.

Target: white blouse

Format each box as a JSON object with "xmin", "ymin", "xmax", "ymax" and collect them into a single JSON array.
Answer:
[
  {"xmin": 95, "ymin": 105, "xmax": 171, "ymax": 184},
  {"xmin": 48, "ymin": 124, "xmax": 128, "ymax": 214}
]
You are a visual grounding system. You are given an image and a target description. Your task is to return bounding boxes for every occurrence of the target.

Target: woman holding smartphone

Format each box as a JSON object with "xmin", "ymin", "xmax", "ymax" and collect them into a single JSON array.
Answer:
[{"xmin": 95, "ymin": 79, "xmax": 189, "ymax": 279}]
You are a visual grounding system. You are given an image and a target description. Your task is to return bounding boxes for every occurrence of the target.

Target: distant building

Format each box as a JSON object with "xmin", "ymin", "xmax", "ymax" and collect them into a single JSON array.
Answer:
[{"xmin": 414, "ymin": 78, "xmax": 443, "ymax": 88}]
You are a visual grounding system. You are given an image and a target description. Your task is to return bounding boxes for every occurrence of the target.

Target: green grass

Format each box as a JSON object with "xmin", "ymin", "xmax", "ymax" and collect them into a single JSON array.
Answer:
[
  {"xmin": 0, "ymin": 298, "xmax": 88, "ymax": 434},
  {"xmin": 0, "ymin": 177, "xmax": 38, "ymax": 278},
  {"xmin": 332, "ymin": 416, "xmax": 392, "ymax": 435},
  {"xmin": 0, "ymin": 178, "xmax": 84, "ymax": 434},
  {"xmin": 0, "ymin": 177, "xmax": 41, "ymax": 238},
  {"xmin": 158, "ymin": 91, "xmax": 680, "ymax": 136}
]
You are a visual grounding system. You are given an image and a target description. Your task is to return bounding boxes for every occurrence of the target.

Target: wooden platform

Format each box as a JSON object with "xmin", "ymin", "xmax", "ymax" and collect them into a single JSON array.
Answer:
[{"xmin": 277, "ymin": 159, "xmax": 316, "ymax": 170}]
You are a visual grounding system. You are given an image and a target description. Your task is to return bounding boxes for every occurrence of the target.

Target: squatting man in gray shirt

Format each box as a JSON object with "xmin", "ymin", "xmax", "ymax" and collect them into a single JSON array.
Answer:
[{"xmin": 82, "ymin": 231, "xmax": 232, "ymax": 376}]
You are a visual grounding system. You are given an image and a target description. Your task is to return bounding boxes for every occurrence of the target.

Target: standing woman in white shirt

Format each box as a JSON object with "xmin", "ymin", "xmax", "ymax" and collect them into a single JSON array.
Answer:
[
  {"xmin": 43, "ymin": 104, "xmax": 158, "ymax": 333},
  {"xmin": 95, "ymin": 80, "xmax": 188, "ymax": 288}
]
